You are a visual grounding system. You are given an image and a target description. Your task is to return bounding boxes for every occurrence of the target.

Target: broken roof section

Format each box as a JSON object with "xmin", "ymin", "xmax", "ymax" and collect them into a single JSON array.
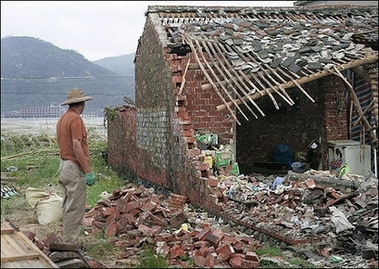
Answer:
[{"xmin": 146, "ymin": 4, "xmax": 378, "ymax": 123}]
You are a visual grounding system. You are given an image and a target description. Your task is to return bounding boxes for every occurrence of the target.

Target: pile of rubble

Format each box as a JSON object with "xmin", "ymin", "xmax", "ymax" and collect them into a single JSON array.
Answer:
[
  {"xmin": 24, "ymin": 169, "xmax": 378, "ymax": 268},
  {"xmin": 81, "ymin": 183, "xmax": 263, "ymax": 268},
  {"xmin": 218, "ymin": 169, "xmax": 378, "ymax": 267}
]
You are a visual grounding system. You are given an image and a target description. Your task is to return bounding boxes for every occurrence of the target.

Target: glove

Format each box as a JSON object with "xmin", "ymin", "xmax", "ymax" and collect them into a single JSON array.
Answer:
[{"xmin": 85, "ymin": 172, "xmax": 96, "ymax": 186}]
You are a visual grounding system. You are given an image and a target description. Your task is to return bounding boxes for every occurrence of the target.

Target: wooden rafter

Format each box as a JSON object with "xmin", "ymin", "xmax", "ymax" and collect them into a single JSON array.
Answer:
[
  {"xmin": 216, "ymin": 54, "xmax": 378, "ymax": 111},
  {"xmin": 330, "ymin": 67, "xmax": 378, "ymax": 146},
  {"xmin": 184, "ymin": 36, "xmax": 241, "ymax": 125}
]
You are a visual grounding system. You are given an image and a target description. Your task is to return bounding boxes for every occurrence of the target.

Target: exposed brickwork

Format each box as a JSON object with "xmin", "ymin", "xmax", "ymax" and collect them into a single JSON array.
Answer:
[
  {"xmin": 107, "ymin": 17, "xmax": 353, "ymax": 216},
  {"xmin": 236, "ymin": 75, "xmax": 349, "ymax": 171}
]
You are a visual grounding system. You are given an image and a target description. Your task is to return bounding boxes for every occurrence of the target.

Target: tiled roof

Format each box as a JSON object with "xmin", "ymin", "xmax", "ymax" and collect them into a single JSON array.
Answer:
[{"xmin": 146, "ymin": 5, "xmax": 378, "ymax": 125}]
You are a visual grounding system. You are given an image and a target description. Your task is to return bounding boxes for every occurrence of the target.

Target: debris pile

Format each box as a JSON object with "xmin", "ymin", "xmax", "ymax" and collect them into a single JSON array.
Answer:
[
  {"xmin": 17, "ymin": 169, "xmax": 378, "ymax": 268},
  {"xmin": 82, "ymin": 183, "xmax": 263, "ymax": 268},
  {"xmin": 218, "ymin": 169, "xmax": 378, "ymax": 266}
]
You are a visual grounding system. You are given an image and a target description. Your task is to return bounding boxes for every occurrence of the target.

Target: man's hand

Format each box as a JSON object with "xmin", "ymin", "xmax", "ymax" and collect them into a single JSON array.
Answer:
[{"xmin": 85, "ymin": 172, "xmax": 96, "ymax": 186}]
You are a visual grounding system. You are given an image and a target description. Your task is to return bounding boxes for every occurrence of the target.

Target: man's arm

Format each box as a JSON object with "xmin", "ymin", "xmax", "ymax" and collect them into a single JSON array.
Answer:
[{"xmin": 73, "ymin": 139, "xmax": 91, "ymax": 174}]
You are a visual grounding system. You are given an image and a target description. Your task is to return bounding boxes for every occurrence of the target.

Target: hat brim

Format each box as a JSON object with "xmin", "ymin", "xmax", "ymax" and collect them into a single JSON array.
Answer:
[{"xmin": 60, "ymin": 96, "xmax": 93, "ymax": 106}]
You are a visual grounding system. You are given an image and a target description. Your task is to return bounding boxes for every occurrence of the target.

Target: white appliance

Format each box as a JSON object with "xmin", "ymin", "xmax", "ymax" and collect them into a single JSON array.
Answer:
[{"xmin": 328, "ymin": 140, "xmax": 371, "ymax": 176}]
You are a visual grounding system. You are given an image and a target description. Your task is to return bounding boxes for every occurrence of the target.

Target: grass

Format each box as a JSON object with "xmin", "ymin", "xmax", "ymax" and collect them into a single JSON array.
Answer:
[
  {"xmin": 1, "ymin": 133, "xmax": 123, "ymax": 207},
  {"xmin": 135, "ymin": 247, "xmax": 169, "ymax": 268}
]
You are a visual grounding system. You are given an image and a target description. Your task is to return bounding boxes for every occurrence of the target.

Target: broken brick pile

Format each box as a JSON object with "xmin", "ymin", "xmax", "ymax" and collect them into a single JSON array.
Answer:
[{"xmin": 82, "ymin": 183, "xmax": 262, "ymax": 268}]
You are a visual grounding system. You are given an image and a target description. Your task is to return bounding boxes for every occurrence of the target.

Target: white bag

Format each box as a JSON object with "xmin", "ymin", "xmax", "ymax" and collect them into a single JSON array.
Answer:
[
  {"xmin": 36, "ymin": 193, "xmax": 63, "ymax": 225},
  {"xmin": 25, "ymin": 187, "xmax": 49, "ymax": 208}
]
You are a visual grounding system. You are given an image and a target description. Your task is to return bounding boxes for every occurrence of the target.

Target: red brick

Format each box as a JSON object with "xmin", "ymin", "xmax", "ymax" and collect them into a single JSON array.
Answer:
[
  {"xmin": 204, "ymin": 254, "xmax": 216, "ymax": 268},
  {"xmin": 233, "ymin": 241, "xmax": 246, "ymax": 253},
  {"xmin": 245, "ymin": 251, "xmax": 259, "ymax": 262},
  {"xmin": 205, "ymin": 229, "xmax": 224, "ymax": 247},
  {"xmin": 22, "ymin": 230, "xmax": 36, "ymax": 241},
  {"xmin": 216, "ymin": 243, "xmax": 235, "ymax": 261},
  {"xmin": 194, "ymin": 227, "xmax": 211, "ymax": 241},
  {"xmin": 181, "ymin": 242, "xmax": 195, "ymax": 251},
  {"xmin": 229, "ymin": 255, "xmax": 243, "ymax": 267},
  {"xmin": 169, "ymin": 212, "xmax": 187, "ymax": 228},
  {"xmin": 169, "ymin": 244, "xmax": 185, "ymax": 259},
  {"xmin": 156, "ymin": 242, "xmax": 170, "ymax": 256},
  {"xmin": 140, "ymin": 198, "xmax": 158, "ymax": 212},
  {"xmin": 305, "ymin": 178, "xmax": 316, "ymax": 188},
  {"xmin": 104, "ymin": 221, "xmax": 118, "ymax": 238},
  {"xmin": 194, "ymin": 240, "xmax": 210, "ymax": 248},
  {"xmin": 43, "ymin": 233, "xmax": 62, "ymax": 248},
  {"xmin": 102, "ymin": 206, "xmax": 116, "ymax": 217},
  {"xmin": 194, "ymin": 255, "xmax": 206, "ymax": 268},
  {"xmin": 106, "ymin": 208, "xmax": 121, "ymax": 222},
  {"xmin": 207, "ymin": 177, "xmax": 219, "ymax": 187}
]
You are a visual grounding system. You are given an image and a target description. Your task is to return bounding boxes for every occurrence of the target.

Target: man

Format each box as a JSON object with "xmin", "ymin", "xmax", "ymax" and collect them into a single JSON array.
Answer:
[{"xmin": 56, "ymin": 88, "xmax": 96, "ymax": 245}]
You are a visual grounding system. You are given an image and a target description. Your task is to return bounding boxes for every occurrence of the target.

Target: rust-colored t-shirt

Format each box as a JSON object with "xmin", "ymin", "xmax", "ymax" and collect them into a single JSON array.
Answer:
[{"xmin": 56, "ymin": 109, "xmax": 89, "ymax": 171}]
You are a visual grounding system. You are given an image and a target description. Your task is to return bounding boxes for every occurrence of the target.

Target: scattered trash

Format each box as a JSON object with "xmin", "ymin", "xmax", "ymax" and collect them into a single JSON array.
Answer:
[
  {"xmin": 272, "ymin": 176, "xmax": 284, "ymax": 190},
  {"xmin": 99, "ymin": 191, "xmax": 111, "ymax": 199},
  {"xmin": 330, "ymin": 255, "xmax": 343, "ymax": 263},
  {"xmin": 338, "ymin": 163, "xmax": 350, "ymax": 178},
  {"xmin": 2, "ymin": 165, "xmax": 18, "ymax": 172},
  {"xmin": 1, "ymin": 186, "xmax": 18, "ymax": 199}
]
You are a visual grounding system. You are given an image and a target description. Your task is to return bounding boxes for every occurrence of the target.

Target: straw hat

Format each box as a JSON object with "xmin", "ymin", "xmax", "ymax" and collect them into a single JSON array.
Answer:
[{"xmin": 60, "ymin": 88, "xmax": 93, "ymax": 106}]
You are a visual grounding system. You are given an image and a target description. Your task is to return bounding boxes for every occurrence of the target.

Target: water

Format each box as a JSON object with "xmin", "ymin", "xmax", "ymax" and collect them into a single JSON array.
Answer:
[{"xmin": 1, "ymin": 117, "xmax": 106, "ymax": 138}]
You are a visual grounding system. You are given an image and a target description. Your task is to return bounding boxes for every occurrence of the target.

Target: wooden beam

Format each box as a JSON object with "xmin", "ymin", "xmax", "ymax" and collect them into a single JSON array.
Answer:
[
  {"xmin": 216, "ymin": 54, "xmax": 378, "ymax": 111},
  {"xmin": 331, "ymin": 66, "xmax": 378, "ymax": 145},
  {"xmin": 184, "ymin": 37, "xmax": 241, "ymax": 124}
]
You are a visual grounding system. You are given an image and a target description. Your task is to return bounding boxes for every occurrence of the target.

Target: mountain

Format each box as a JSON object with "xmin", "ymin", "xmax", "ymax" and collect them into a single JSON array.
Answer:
[
  {"xmin": 92, "ymin": 54, "xmax": 135, "ymax": 78},
  {"xmin": 1, "ymin": 36, "xmax": 135, "ymax": 116}
]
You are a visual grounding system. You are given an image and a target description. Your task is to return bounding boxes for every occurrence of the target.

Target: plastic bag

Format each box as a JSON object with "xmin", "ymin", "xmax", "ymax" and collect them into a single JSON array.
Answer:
[{"xmin": 36, "ymin": 193, "xmax": 63, "ymax": 225}]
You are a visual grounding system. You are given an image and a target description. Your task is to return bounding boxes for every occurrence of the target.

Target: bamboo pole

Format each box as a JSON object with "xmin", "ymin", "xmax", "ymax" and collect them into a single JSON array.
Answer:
[
  {"xmin": 352, "ymin": 99, "xmax": 375, "ymax": 127},
  {"xmin": 201, "ymin": 40, "xmax": 258, "ymax": 119},
  {"xmin": 184, "ymin": 37, "xmax": 241, "ymax": 125},
  {"xmin": 330, "ymin": 66, "xmax": 377, "ymax": 145},
  {"xmin": 212, "ymin": 44, "xmax": 265, "ymax": 116},
  {"xmin": 216, "ymin": 43, "xmax": 264, "ymax": 96},
  {"xmin": 242, "ymin": 50, "xmax": 295, "ymax": 106},
  {"xmin": 178, "ymin": 58, "xmax": 191, "ymax": 95},
  {"xmin": 194, "ymin": 39, "xmax": 248, "ymax": 121},
  {"xmin": 257, "ymin": 71, "xmax": 293, "ymax": 106},
  {"xmin": 216, "ymin": 54, "xmax": 378, "ymax": 111},
  {"xmin": 263, "ymin": 63, "xmax": 294, "ymax": 105}
]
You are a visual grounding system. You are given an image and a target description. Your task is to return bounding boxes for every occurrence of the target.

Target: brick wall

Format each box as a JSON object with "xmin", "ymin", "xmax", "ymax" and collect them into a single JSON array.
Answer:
[
  {"xmin": 107, "ymin": 16, "xmax": 227, "ymax": 213},
  {"xmin": 107, "ymin": 17, "xmax": 352, "ymax": 214},
  {"xmin": 107, "ymin": 106, "xmax": 137, "ymax": 178}
]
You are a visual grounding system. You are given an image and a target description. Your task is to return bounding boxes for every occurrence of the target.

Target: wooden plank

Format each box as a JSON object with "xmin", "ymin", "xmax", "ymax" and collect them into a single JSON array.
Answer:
[
  {"xmin": 1, "ymin": 253, "xmax": 40, "ymax": 263},
  {"xmin": 1, "ymin": 228, "xmax": 15, "ymax": 235},
  {"xmin": 184, "ymin": 36, "xmax": 241, "ymax": 124},
  {"xmin": 14, "ymin": 229, "xmax": 59, "ymax": 268},
  {"xmin": 1, "ymin": 221, "xmax": 59, "ymax": 268},
  {"xmin": 2, "ymin": 259, "xmax": 54, "ymax": 268},
  {"xmin": 2, "ymin": 234, "xmax": 29, "ymax": 257}
]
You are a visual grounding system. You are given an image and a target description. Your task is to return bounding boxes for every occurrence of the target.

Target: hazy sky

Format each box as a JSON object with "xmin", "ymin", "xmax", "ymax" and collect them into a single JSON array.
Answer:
[{"xmin": 1, "ymin": 1, "xmax": 295, "ymax": 61}]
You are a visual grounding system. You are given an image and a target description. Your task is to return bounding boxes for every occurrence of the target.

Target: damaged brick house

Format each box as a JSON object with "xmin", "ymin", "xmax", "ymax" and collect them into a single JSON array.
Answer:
[{"xmin": 106, "ymin": 4, "xmax": 378, "ymax": 215}]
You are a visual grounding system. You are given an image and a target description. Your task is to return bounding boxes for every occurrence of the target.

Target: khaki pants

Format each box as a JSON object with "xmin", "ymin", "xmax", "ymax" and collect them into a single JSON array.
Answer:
[{"xmin": 58, "ymin": 160, "xmax": 86, "ymax": 244}]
